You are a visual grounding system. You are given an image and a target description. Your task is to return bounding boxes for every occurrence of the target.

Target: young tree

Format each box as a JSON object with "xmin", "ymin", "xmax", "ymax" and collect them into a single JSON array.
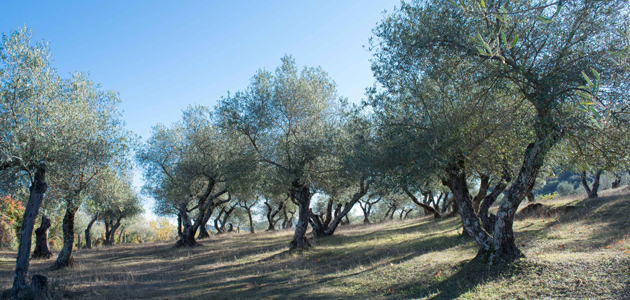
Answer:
[{"xmin": 218, "ymin": 55, "xmax": 341, "ymax": 250}]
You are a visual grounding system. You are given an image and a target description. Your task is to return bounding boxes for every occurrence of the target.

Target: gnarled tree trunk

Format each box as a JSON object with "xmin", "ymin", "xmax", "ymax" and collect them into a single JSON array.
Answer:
[
  {"xmin": 32, "ymin": 215, "xmax": 52, "ymax": 259},
  {"xmin": 175, "ymin": 203, "xmax": 197, "ymax": 247},
  {"xmin": 472, "ymin": 174, "xmax": 490, "ymax": 214},
  {"xmin": 403, "ymin": 187, "xmax": 441, "ymax": 219},
  {"xmin": 493, "ymin": 127, "xmax": 563, "ymax": 264},
  {"xmin": 265, "ymin": 201, "xmax": 284, "ymax": 231},
  {"xmin": 581, "ymin": 170, "xmax": 602, "ymax": 199},
  {"xmin": 446, "ymin": 159, "xmax": 494, "ymax": 258},
  {"xmin": 478, "ymin": 172, "xmax": 511, "ymax": 234},
  {"xmin": 54, "ymin": 205, "xmax": 79, "ymax": 269},
  {"xmin": 84, "ymin": 212, "xmax": 98, "ymax": 249},
  {"xmin": 12, "ymin": 164, "xmax": 48, "ymax": 295},
  {"xmin": 309, "ymin": 180, "xmax": 369, "ymax": 238},
  {"xmin": 289, "ymin": 182, "xmax": 311, "ymax": 251}
]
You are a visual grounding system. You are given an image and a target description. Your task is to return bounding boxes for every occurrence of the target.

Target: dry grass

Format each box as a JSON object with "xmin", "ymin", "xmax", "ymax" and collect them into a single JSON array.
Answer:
[{"xmin": 1, "ymin": 187, "xmax": 630, "ymax": 299}]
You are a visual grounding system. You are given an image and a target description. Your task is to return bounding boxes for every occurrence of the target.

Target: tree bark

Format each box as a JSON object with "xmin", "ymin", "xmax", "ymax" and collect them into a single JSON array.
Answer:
[
  {"xmin": 526, "ymin": 191, "xmax": 535, "ymax": 203},
  {"xmin": 247, "ymin": 207, "xmax": 255, "ymax": 233},
  {"xmin": 53, "ymin": 205, "xmax": 79, "ymax": 269},
  {"xmin": 84, "ymin": 212, "xmax": 98, "ymax": 249},
  {"xmin": 195, "ymin": 189, "xmax": 228, "ymax": 239},
  {"xmin": 478, "ymin": 173, "xmax": 510, "ymax": 234},
  {"xmin": 611, "ymin": 173, "xmax": 622, "ymax": 189},
  {"xmin": 219, "ymin": 204, "xmax": 236, "ymax": 232},
  {"xmin": 177, "ymin": 212, "xmax": 182, "ymax": 238},
  {"xmin": 175, "ymin": 203, "xmax": 197, "ymax": 247},
  {"xmin": 12, "ymin": 164, "xmax": 48, "ymax": 295},
  {"xmin": 118, "ymin": 226, "xmax": 125, "ymax": 244},
  {"xmin": 446, "ymin": 160, "xmax": 494, "ymax": 256},
  {"xmin": 265, "ymin": 201, "xmax": 283, "ymax": 231},
  {"xmin": 493, "ymin": 127, "xmax": 563, "ymax": 264},
  {"xmin": 472, "ymin": 174, "xmax": 490, "ymax": 214},
  {"xmin": 309, "ymin": 180, "xmax": 369, "ymax": 238},
  {"xmin": 581, "ymin": 170, "xmax": 602, "ymax": 199},
  {"xmin": 403, "ymin": 187, "xmax": 441, "ymax": 219},
  {"xmin": 32, "ymin": 215, "xmax": 52, "ymax": 259},
  {"xmin": 289, "ymin": 182, "xmax": 311, "ymax": 251}
]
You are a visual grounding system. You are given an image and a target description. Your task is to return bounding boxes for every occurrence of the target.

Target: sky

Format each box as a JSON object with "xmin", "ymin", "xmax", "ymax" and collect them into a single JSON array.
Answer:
[{"xmin": 1, "ymin": 0, "xmax": 400, "ymax": 220}]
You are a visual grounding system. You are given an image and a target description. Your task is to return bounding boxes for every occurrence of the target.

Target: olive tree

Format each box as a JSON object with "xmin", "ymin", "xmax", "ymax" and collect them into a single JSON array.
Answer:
[
  {"xmin": 218, "ymin": 55, "xmax": 341, "ymax": 250},
  {"xmin": 49, "ymin": 72, "xmax": 131, "ymax": 269},
  {"xmin": 371, "ymin": 0, "xmax": 630, "ymax": 263}
]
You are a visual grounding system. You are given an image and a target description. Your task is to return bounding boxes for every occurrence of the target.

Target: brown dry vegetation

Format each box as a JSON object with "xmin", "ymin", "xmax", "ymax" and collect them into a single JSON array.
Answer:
[{"xmin": 2, "ymin": 187, "xmax": 630, "ymax": 299}]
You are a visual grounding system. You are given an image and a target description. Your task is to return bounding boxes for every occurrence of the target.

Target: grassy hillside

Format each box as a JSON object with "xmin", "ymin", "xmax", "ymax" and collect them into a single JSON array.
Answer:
[{"xmin": 2, "ymin": 187, "xmax": 630, "ymax": 299}]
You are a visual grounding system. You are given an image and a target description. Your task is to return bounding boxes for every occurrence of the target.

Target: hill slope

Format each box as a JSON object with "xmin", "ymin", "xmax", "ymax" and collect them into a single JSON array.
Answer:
[{"xmin": 2, "ymin": 187, "xmax": 630, "ymax": 299}]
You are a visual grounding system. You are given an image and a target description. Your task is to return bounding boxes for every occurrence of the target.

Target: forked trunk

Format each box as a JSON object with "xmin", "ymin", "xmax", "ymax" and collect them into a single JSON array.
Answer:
[
  {"xmin": 12, "ymin": 164, "xmax": 47, "ymax": 295},
  {"xmin": 472, "ymin": 174, "xmax": 490, "ymax": 214},
  {"xmin": 447, "ymin": 163, "xmax": 493, "ymax": 256},
  {"xmin": 581, "ymin": 170, "xmax": 602, "ymax": 199},
  {"xmin": 84, "ymin": 212, "xmax": 98, "ymax": 249},
  {"xmin": 493, "ymin": 128, "xmax": 562, "ymax": 264},
  {"xmin": 611, "ymin": 174, "xmax": 622, "ymax": 189},
  {"xmin": 118, "ymin": 227, "xmax": 125, "ymax": 244},
  {"xmin": 175, "ymin": 203, "xmax": 197, "ymax": 247},
  {"xmin": 478, "ymin": 173, "xmax": 510, "ymax": 234},
  {"xmin": 403, "ymin": 187, "xmax": 441, "ymax": 219},
  {"xmin": 289, "ymin": 182, "xmax": 311, "ymax": 251},
  {"xmin": 32, "ymin": 215, "xmax": 52, "ymax": 259},
  {"xmin": 54, "ymin": 206, "xmax": 79, "ymax": 269}
]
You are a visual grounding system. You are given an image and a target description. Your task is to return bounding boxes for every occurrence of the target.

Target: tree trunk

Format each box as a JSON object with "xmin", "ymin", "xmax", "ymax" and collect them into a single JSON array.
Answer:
[
  {"xmin": 493, "ymin": 127, "xmax": 562, "ymax": 264},
  {"xmin": 440, "ymin": 193, "xmax": 452, "ymax": 214},
  {"xmin": 611, "ymin": 173, "xmax": 622, "ymax": 189},
  {"xmin": 177, "ymin": 212, "xmax": 183, "ymax": 238},
  {"xmin": 11, "ymin": 164, "xmax": 48, "ymax": 295},
  {"xmin": 54, "ymin": 204, "xmax": 79, "ymax": 269},
  {"xmin": 247, "ymin": 208, "xmax": 255, "ymax": 234},
  {"xmin": 581, "ymin": 170, "xmax": 602, "ymax": 199},
  {"xmin": 265, "ymin": 201, "xmax": 283, "ymax": 231},
  {"xmin": 478, "ymin": 172, "xmax": 510, "ymax": 234},
  {"xmin": 289, "ymin": 182, "xmax": 311, "ymax": 251},
  {"xmin": 360, "ymin": 203, "xmax": 370, "ymax": 224},
  {"xmin": 84, "ymin": 212, "xmax": 98, "ymax": 249},
  {"xmin": 403, "ymin": 187, "xmax": 441, "ymax": 219},
  {"xmin": 382, "ymin": 207, "xmax": 392, "ymax": 222},
  {"xmin": 472, "ymin": 174, "xmax": 490, "ymax": 214},
  {"xmin": 219, "ymin": 204, "xmax": 236, "ymax": 232},
  {"xmin": 32, "ymin": 215, "xmax": 52, "ymax": 259},
  {"xmin": 214, "ymin": 208, "xmax": 224, "ymax": 234},
  {"xmin": 175, "ymin": 203, "xmax": 197, "ymax": 247},
  {"xmin": 446, "ymin": 160, "xmax": 494, "ymax": 257},
  {"xmin": 118, "ymin": 227, "xmax": 125, "ymax": 244},
  {"xmin": 526, "ymin": 191, "xmax": 535, "ymax": 203},
  {"xmin": 104, "ymin": 222, "xmax": 112, "ymax": 245}
]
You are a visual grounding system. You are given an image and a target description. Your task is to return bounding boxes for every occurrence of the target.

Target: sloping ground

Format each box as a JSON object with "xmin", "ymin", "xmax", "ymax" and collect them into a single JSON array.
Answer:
[{"xmin": 1, "ymin": 187, "xmax": 630, "ymax": 299}]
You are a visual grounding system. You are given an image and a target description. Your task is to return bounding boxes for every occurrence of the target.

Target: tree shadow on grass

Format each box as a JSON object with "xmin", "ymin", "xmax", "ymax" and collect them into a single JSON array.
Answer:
[{"xmin": 397, "ymin": 259, "xmax": 529, "ymax": 300}]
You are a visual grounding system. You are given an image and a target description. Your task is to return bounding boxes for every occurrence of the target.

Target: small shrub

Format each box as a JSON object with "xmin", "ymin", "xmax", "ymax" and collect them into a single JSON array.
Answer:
[
  {"xmin": 539, "ymin": 191, "xmax": 558, "ymax": 201},
  {"xmin": 557, "ymin": 181, "xmax": 578, "ymax": 196}
]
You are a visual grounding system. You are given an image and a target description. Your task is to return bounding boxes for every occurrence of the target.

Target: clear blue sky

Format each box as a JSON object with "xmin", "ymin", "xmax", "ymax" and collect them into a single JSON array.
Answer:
[{"xmin": 1, "ymin": 0, "xmax": 400, "ymax": 219}]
